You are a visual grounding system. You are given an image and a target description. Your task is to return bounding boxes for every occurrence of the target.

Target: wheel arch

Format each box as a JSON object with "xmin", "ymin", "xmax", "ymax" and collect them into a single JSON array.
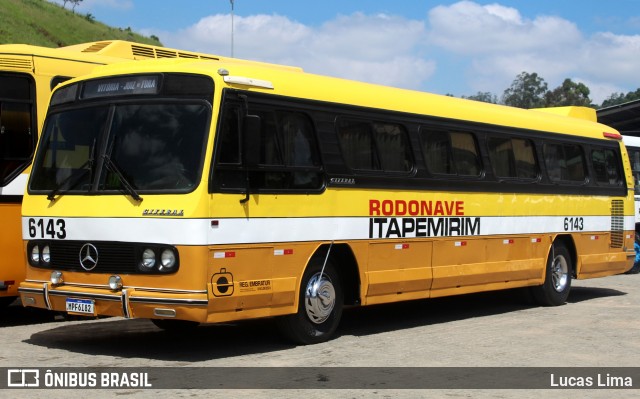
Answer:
[
  {"xmin": 552, "ymin": 234, "xmax": 577, "ymax": 278},
  {"xmin": 310, "ymin": 243, "xmax": 360, "ymax": 306}
]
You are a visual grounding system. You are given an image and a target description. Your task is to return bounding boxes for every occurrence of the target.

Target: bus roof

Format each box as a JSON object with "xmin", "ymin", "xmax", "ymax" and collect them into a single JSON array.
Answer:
[
  {"xmin": 59, "ymin": 56, "xmax": 618, "ymax": 140},
  {"xmin": 0, "ymin": 40, "xmax": 223, "ymax": 67}
]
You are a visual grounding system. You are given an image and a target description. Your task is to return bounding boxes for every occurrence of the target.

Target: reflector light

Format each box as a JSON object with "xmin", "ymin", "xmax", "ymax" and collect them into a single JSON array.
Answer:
[
  {"xmin": 603, "ymin": 132, "xmax": 622, "ymax": 140},
  {"xmin": 214, "ymin": 251, "xmax": 235, "ymax": 259}
]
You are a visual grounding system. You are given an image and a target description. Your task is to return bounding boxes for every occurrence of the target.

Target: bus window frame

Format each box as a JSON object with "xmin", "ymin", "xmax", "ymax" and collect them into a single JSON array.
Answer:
[
  {"xmin": 210, "ymin": 91, "xmax": 327, "ymax": 195},
  {"xmin": 0, "ymin": 72, "xmax": 38, "ymax": 187}
]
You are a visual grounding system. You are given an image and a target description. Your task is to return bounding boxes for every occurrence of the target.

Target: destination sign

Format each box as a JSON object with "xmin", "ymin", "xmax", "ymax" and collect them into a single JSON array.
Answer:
[{"xmin": 82, "ymin": 75, "xmax": 160, "ymax": 99}]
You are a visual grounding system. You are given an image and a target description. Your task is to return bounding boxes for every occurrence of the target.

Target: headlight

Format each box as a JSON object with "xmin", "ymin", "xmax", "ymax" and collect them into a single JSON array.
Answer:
[
  {"xmin": 41, "ymin": 245, "xmax": 51, "ymax": 265},
  {"xmin": 140, "ymin": 248, "xmax": 156, "ymax": 270},
  {"xmin": 30, "ymin": 245, "xmax": 40, "ymax": 265},
  {"xmin": 159, "ymin": 249, "xmax": 176, "ymax": 271}
]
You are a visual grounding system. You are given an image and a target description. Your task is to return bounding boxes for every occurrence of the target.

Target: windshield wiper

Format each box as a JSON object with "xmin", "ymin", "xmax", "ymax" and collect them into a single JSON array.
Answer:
[
  {"xmin": 47, "ymin": 139, "xmax": 97, "ymax": 201},
  {"xmin": 47, "ymin": 161, "xmax": 91, "ymax": 201},
  {"xmin": 102, "ymin": 154, "xmax": 143, "ymax": 202}
]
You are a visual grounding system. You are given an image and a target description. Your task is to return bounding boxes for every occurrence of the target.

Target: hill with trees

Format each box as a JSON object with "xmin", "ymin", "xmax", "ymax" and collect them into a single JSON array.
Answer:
[{"xmin": 0, "ymin": 0, "xmax": 161, "ymax": 47}]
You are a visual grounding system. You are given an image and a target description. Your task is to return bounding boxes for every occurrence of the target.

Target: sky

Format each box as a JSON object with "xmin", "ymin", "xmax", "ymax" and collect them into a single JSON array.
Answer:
[{"xmin": 51, "ymin": 0, "xmax": 640, "ymax": 104}]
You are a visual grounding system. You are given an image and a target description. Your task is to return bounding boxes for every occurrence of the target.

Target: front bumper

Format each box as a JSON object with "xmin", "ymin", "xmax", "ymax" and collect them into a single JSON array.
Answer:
[{"xmin": 19, "ymin": 280, "xmax": 209, "ymax": 322}]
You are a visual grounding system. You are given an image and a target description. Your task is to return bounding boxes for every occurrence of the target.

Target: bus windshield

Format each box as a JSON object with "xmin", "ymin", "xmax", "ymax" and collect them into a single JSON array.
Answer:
[{"xmin": 30, "ymin": 102, "xmax": 210, "ymax": 195}]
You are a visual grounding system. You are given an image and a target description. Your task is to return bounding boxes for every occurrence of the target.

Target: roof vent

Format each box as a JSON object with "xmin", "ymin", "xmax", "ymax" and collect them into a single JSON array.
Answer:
[{"xmin": 81, "ymin": 41, "xmax": 113, "ymax": 53}]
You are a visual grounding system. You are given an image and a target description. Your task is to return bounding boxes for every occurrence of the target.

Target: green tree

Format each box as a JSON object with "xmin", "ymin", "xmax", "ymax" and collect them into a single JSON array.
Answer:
[
  {"xmin": 502, "ymin": 72, "xmax": 548, "ymax": 109},
  {"xmin": 462, "ymin": 91, "xmax": 498, "ymax": 104},
  {"xmin": 70, "ymin": 0, "xmax": 82, "ymax": 13},
  {"xmin": 601, "ymin": 88, "xmax": 640, "ymax": 108},
  {"xmin": 544, "ymin": 78, "xmax": 592, "ymax": 107}
]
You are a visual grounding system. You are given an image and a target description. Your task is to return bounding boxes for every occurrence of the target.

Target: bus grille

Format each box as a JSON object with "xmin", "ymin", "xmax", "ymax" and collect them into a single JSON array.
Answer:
[
  {"xmin": 47, "ymin": 241, "xmax": 138, "ymax": 274},
  {"xmin": 610, "ymin": 200, "xmax": 624, "ymax": 248}
]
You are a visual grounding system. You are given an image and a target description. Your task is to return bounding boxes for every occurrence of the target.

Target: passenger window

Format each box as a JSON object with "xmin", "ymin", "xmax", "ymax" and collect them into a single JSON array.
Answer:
[
  {"xmin": 212, "ymin": 103, "xmax": 323, "ymax": 192},
  {"xmin": 488, "ymin": 137, "xmax": 537, "ymax": 179},
  {"xmin": 337, "ymin": 119, "xmax": 413, "ymax": 173},
  {"xmin": 0, "ymin": 74, "xmax": 35, "ymax": 187},
  {"xmin": 420, "ymin": 129, "xmax": 481, "ymax": 176},
  {"xmin": 591, "ymin": 148, "xmax": 622, "ymax": 186},
  {"xmin": 543, "ymin": 143, "xmax": 586, "ymax": 183},
  {"xmin": 627, "ymin": 147, "xmax": 640, "ymax": 195}
]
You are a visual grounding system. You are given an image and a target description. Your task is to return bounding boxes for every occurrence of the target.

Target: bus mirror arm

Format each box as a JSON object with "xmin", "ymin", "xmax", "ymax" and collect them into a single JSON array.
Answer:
[
  {"xmin": 240, "ymin": 114, "xmax": 261, "ymax": 204},
  {"xmin": 239, "ymin": 167, "xmax": 250, "ymax": 204}
]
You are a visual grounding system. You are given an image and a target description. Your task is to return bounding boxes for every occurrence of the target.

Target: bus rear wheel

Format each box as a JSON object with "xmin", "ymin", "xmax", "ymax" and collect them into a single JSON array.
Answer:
[
  {"xmin": 277, "ymin": 258, "xmax": 343, "ymax": 345},
  {"xmin": 532, "ymin": 242, "xmax": 572, "ymax": 306}
]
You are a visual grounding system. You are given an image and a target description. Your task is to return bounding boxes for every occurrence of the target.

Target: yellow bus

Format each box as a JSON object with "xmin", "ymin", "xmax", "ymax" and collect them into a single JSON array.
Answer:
[
  {"xmin": 0, "ymin": 41, "xmax": 219, "ymax": 307},
  {"xmin": 18, "ymin": 58, "xmax": 634, "ymax": 344}
]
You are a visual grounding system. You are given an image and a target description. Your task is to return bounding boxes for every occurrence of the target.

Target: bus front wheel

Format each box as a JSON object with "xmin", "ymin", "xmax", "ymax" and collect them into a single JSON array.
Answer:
[
  {"xmin": 532, "ymin": 243, "xmax": 572, "ymax": 306},
  {"xmin": 277, "ymin": 258, "xmax": 343, "ymax": 345}
]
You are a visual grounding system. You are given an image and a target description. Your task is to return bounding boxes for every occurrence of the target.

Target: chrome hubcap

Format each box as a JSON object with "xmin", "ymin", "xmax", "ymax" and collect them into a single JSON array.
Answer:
[
  {"xmin": 551, "ymin": 254, "xmax": 569, "ymax": 292},
  {"xmin": 304, "ymin": 272, "xmax": 336, "ymax": 324}
]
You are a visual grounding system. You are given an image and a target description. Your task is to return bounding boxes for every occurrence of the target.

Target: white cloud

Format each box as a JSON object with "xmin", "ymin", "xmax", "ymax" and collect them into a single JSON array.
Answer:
[
  {"xmin": 157, "ymin": 12, "xmax": 435, "ymax": 91},
  {"xmin": 427, "ymin": 1, "xmax": 581, "ymax": 54},
  {"xmin": 132, "ymin": 1, "xmax": 640, "ymax": 104},
  {"xmin": 581, "ymin": 32, "xmax": 640, "ymax": 85},
  {"xmin": 425, "ymin": 1, "xmax": 640, "ymax": 103}
]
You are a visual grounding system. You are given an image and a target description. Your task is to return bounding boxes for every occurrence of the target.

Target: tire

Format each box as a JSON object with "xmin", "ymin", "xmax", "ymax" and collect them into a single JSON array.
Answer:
[
  {"xmin": 531, "ymin": 242, "xmax": 572, "ymax": 306},
  {"xmin": 626, "ymin": 261, "xmax": 640, "ymax": 274},
  {"xmin": 151, "ymin": 318, "xmax": 200, "ymax": 332},
  {"xmin": 277, "ymin": 257, "xmax": 343, "ymax": 345}
]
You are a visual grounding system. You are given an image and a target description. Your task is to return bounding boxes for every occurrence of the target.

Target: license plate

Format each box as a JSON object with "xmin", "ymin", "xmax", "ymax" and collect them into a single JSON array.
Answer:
[{"xmin": 66, "ymin": 298, "xmax": 95, "ymax": 315}]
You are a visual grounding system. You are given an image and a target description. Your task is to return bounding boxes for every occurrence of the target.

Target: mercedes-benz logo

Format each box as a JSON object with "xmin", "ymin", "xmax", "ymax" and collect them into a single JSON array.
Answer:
[{"xmin": 79, "ymin": 243, "xmax": 99, "ymax": 271}]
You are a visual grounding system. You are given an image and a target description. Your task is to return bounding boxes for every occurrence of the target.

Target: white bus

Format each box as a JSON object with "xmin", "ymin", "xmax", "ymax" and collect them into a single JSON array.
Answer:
[{"xmin": 622, "ymin": 134, "xmax": 640, "ymax": 273}]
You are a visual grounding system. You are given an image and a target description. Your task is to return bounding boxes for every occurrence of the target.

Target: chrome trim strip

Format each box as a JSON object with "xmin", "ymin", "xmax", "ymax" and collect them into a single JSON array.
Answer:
[
  {"xmin": 128, "ymin": 297, "xmax": 208, "ymax": 306},
  {"xmin": 127, "ymin": 286, "xmax": 208, "ymax": 294},
  {"xmin": 48, "ymin": 290, "xmax": 121, "ymax": 302},
  {"xmin": 122, "ymin": 289, "xmax": 131, "ymax": 319},
  {"xmin": 26, "ymin": 279, "xmax": 207, "ymax": 294},
  {"xmin": 43, "ymin": 283, "xmax": 52, "ymax": 310}
]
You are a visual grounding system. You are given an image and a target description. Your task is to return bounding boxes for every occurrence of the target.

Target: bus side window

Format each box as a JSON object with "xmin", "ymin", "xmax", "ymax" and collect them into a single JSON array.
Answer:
[
  {"xmin": 419, "ymin": 128, "xmax": 481, "ymax": 177},
  {"xmin": 487, "ymin": 137, "xmax": 537, "ymax": 180},
  {"xmin": 212, "ymin": 104, "xmax": 323, "ymax": 192},
  {"xmin": 0, "ymin": 75, "xmax": 35, "ymax": 186},
  {"xmin": 544, "ymin": 142, "xmax": 587, "ymax": 183},
  {"xmin": 591, "ymin": 147, "xmax": 622, "ymax": 186},
  {"xmin": 630, "ymin": 148, "xmax": 640, "ymax": 194},
  {"xmin": 336, "ymin": 118, "xmax": 413, "ymax": 173}
]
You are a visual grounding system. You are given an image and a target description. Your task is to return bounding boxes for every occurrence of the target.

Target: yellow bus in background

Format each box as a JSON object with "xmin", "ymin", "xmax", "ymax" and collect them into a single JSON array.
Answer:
[
  {"xmin": 0, "ymin": 41, "xmax": 219, "ymax": 306},
  {"xmin": 18, "ymin": 57, "xmax": 634, "ymax": 344}
]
